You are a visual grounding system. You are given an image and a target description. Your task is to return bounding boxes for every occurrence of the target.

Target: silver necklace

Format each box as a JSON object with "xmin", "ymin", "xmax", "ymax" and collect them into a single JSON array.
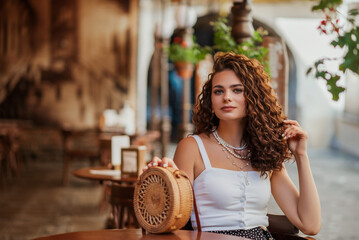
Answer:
[
  {"xmin": 213, "ymin": 130, "xmax": 248, "ymax": 159},
  {"xmin": 220, "ymin": 147, "xmax": 250, "ymax": 185},
  {"xmin": 212, "ymin": 130, "xmax": 250, "ymax": 185},
  {"xmin": 213, "ymin": 130, "xmax": 247, "ymax": 151}
]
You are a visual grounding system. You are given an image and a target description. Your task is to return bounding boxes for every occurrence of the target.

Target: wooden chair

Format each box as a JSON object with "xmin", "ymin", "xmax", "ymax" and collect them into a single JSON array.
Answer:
[
  {"xmin": 267, "ymin": 214, "xmax": 316, "ymax": 240},
  {"xmin": 181, "ymin": 214, "xmax": 316, "ymax": 240},
  {"xmin": 6, "ymin": 127, "xmax": 21, "ymax": 177},
  {"xmin": 62, "ymin": 129, "xmax": 100, "ymax": 185},
  {"xmin": 0, "ymin": 135, "xmax": 6, "ymax": 190},
  {"xmin": 110, "ymin": 184, "xmax": 139, "ymax": 229},
  {"xmin": 99, "ymin": 135, "xmax": 112, "ymax": 166},
  {"xmin": 0, "ymin": 126, "xmax": 21, "ymax": 189}
]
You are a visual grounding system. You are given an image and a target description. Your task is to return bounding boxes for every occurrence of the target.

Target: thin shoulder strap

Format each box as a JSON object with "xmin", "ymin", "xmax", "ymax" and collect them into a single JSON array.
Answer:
[{"xmin": 192, "ymin": 135, "xmax": 212, "ymax": 169}]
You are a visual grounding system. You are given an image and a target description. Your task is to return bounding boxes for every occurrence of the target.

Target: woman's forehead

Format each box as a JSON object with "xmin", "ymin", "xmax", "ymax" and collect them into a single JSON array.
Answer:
[{"xmin": 212, "ymin": 70, "xmax": 242, "ymax": 86}]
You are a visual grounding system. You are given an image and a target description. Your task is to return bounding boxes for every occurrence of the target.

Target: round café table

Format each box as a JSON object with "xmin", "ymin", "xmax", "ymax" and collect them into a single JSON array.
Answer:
[
  {"xmin": 72, "ymin": 166, "xmax": 139, "ymax": 229},
  {"xmin": 31, "ymin": 229, "xmax": 250, "ymax": 240},
  {"xmin": 72, "ymin": 166, "xmax": 138, "ymax": 184}
]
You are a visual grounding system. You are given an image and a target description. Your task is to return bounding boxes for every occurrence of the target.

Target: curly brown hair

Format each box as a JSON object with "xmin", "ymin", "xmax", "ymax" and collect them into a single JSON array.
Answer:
[{"xmin": 193, "ymin": 52, "xmax": 291, "ymax": 175}]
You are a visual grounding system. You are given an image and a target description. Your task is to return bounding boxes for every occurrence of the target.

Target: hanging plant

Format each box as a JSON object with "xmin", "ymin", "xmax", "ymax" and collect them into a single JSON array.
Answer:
[
  {"xmin": 307, "ymin": 0, "xmax": 359, "ymax": 101},
  {"xmin": 211, "ymin": 17, "xmax": 270, "ymax": 74},
  {"xmin": 167, "ymin": 18, "xmax": 269, "ymax": 78},
  {"xmin": 167, "ymin": 34, "xmax": 211, "ymax": 79},
  {"xmin": 167, "ymin": 36, "xmax": 210, "ymax": 64}
]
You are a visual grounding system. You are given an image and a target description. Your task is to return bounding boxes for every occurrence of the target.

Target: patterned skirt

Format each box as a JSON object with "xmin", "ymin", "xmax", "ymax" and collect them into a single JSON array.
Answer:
[{"xmin": 210, "ymin": 226, "xmax": 274, "ymax": 240}]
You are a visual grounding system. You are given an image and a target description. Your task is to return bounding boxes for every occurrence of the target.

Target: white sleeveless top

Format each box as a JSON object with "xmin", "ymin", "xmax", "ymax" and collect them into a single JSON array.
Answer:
[{"xmin": 190, "ymin": 135, "xmax": 271, "ymax": 231}]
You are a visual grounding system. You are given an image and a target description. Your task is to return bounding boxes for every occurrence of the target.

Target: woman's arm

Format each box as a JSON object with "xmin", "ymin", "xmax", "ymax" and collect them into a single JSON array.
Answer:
[
  {"xmin": 271, "ymin": 120, "xmax": 321, "ymax": 235},
  {"xmin": 173, "ymin": 137, "xmax": 197, "ymax": 184}
]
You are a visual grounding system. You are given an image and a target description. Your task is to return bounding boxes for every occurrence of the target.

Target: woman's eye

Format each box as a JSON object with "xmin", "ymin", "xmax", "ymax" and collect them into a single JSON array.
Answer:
[
  {"xmin": 213, "ymin": 90, "xmax": 223, "ymax": 95},
  {"xmin": 233, "ymin": 88, "xmax": 243, "ymax": 93}
]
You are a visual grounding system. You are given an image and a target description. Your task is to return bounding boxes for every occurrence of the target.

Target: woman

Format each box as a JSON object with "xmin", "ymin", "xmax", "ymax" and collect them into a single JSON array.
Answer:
[{"xmin": 145, "ymin": 52, "xmax": 321, "ymax": 239}]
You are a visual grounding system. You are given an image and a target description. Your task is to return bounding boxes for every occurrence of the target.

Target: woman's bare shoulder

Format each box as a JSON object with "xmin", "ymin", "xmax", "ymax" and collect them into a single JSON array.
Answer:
[
  {"xmin": 176, "ymin": 135, "xmax": 198, "ymax": 151},
  {"xmin": 177, "ymin": 133, "xmax": 210, "ymax": 147}
]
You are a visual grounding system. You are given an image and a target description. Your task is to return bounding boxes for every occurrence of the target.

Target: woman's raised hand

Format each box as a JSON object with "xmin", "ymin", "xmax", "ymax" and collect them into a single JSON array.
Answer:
[
  {"xmin": 282, "ymin": 119, "xmax": 308, "ymax": 157},
  {"xmin": 142, "ymin": 156, "xmax": 178, "ymax": 172}
]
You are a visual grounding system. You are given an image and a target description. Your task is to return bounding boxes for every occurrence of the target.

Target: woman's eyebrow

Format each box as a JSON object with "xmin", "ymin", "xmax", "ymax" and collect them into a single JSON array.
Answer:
[
  {"xmin": 213, "ymin": 84, "xmax": 243, "ymax": 88},
  {"xmin": 230, "ymin": 84, "xmax": 243, "ymax": 88}
]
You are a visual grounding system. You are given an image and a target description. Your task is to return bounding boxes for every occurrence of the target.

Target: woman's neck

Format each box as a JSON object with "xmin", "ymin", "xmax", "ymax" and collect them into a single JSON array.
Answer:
[{"xmin": 216, "ymin": 119, "xmax": 246, "ymax": 148}]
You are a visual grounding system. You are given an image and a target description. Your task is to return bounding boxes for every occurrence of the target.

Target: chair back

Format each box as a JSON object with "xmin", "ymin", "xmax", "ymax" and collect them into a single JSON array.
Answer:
[
  {"xmin": 63, "ymin": 129, "xmax": 99, "ymax": 155},
  {"xmin": 110, "ymin": 184, "xmax": 138, "ymax": 229},
  {"xmin": 268, "ymin": 214, "xmax": 316, "ymax": 240}
]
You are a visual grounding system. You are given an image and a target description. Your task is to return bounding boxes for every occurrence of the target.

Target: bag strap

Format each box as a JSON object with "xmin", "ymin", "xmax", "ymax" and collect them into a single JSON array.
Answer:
[
  {"xmin": 173, "ymin": 169, "xmax": 201, "ymax": 232},
  {"xmin": 191, "ymin": 185, "xmax": 202, "ymax": 231}
]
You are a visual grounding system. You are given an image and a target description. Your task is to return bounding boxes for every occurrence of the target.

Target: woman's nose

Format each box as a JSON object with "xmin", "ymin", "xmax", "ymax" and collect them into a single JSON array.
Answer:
[{"xmin": 224, "ymin": 92, "xmax": 232, "ymax": 102}]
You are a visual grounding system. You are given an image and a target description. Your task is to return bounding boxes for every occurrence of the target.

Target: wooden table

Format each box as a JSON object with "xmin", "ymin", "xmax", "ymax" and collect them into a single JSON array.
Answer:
[
  {"xmin": 72, "ymin": 166, "xmax": 138, "ymax": 228},
  {"xmin": 72, "ymin": 166, "xmax": 138, "ymax": 184},
  {"xmin": 32, "ymin": 229, "xmax": 249, "ymax": 240}
]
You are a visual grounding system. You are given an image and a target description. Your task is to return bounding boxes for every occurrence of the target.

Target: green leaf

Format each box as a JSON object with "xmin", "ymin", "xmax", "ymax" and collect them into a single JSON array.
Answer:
[
  {"xmin": 326, "ymin": 74, "xmax": 345, "ymax": 101},
  {"xmin": 330, "ymin": 86, "xmax": 345, "ymax": 101},
  {"xmin": 331, "ymin": 40, "xmax": 339, "ymax": 47},
  {"xmin": 348, "ymin": 9, "xmax": 359, "ymax": 16},
  {"xmin": 314, "ymin": 59, "xmax": 324, "ymax": 68},
  {"xmin": 315, "ymin": 71, "xmax": 326, "ymax": 78},
  {"xmin": 312, "ymin": 0, "xmax": 342, "ymax": 11},
  {"xmin": 336, "ymin": 35, "xmax": 346, "ymax": 48}
]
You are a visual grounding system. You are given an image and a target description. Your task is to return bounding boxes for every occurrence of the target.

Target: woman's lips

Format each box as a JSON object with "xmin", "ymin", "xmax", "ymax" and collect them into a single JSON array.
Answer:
[{"xmin": 221, "ymin": 106, "xmax": 236, "ymax": 111}]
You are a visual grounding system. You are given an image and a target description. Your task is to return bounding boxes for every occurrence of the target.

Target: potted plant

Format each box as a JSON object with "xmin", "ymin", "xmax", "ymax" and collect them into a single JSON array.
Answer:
[
  {"xmin": 167, "ymin": 34, "xmax": 210, "ymax": 79},
  {"xmin": 167, "ymin": 18, "xmax": 269, "ymax": 79}
]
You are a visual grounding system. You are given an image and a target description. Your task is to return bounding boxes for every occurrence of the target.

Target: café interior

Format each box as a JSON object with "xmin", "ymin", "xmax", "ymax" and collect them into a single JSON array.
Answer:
[{"xmin": 1, "ymin": 0, "xmax": 359, "ymax": 240}]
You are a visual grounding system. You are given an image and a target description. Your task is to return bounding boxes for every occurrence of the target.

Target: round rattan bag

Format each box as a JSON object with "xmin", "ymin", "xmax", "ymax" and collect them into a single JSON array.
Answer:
[{"xmin": 133, "ymin": 167, "xmax": 193, "ymax": 233}]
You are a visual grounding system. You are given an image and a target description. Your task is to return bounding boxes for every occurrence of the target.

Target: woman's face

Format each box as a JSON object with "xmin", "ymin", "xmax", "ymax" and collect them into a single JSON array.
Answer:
[{"xmin": 211, "ymin": 70, "xmax": 247, "ymax": 122}]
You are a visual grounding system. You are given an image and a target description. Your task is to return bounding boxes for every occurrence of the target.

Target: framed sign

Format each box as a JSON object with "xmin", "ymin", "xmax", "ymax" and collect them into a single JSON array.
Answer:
[
  {"xmin": 111, "ymin": 135, "xmax": 130, "ymax": 169},
  {"xmin": 121, "ymin": 146, "xmax": 147, "ymax": 177}
]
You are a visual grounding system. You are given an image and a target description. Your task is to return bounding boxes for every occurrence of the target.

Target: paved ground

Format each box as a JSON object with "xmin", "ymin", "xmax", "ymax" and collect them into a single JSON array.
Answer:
[
  {"xmin": 269, "ymin": 148, "xmax": 359, "ymax": 240},
  {"xmin": 0, "ymin": 147, "xmax": 358, "ymax": 240},
  {"xmin": 0, "ymin": 159, "xmax": 109, "ymax": 240}
]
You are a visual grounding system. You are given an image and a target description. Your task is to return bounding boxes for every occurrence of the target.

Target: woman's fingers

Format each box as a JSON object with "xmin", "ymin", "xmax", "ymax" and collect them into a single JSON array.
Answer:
[
  {"xmin": 150, "ymin": 156, "xmax": 162, "ymax": 167},
  {"xmin": 285, "ymin": 129, "xmax": 297, "ymax": 139},
  {"xmin": 283, "ymin": 119, "xmax": 300, "ymax": 127},
  {"xmin": 161, "ymin": 157, "xmax": 169, "ymax": 168},
  {"xmin": 142, "ymin": 156, "xmax": 176, "ymax": 172},
  {"xmin": 143, "ymin": 156, "xmax": 161, "ymax": 172},
  {"xmin": 161, "ymin": 157, "xmax": 176, "ymax": 168},
  {"xmin": 282, "ymin": 124, "xmax": 307, "ymax": 140},
  {"xmin": 282, "ymin": 125, "xmax": 298, "ymax": 139},
  {"xmin": 282, "ymin": 119, "xmax": 301, "ymax": 139},
  {"xmin": 282, "ymin": 126, "xmax": 292, "ymax": 139}
]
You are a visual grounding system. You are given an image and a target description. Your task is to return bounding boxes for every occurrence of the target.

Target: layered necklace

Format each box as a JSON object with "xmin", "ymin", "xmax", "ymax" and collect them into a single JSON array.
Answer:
[
  {"xmin": 213, "ymin": 130, "xmax": 249, "ymax": 160},
  {"xmin": 213, "ymin": 130, "xmax": 251, "ymax": 185}
]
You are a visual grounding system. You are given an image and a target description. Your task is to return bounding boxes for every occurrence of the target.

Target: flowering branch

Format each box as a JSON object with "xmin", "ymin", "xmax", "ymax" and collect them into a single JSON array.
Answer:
[{"xmin": 307, "ymin": 0, "xmax": 359, "ymax": 101}]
